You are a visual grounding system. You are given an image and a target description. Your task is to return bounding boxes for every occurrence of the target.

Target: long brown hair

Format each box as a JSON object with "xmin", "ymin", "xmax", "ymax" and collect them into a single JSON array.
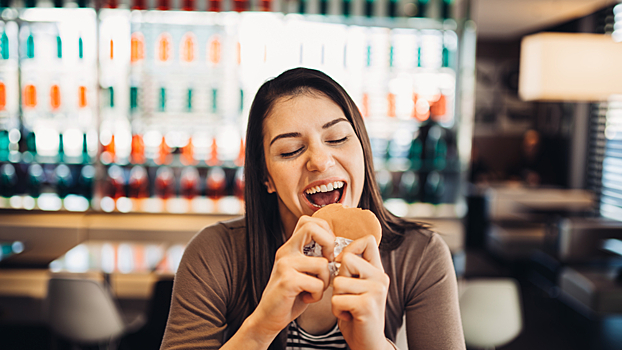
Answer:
[{"xmin": 244, "ymin": 67, "xmax": 424, "ymax": 349}]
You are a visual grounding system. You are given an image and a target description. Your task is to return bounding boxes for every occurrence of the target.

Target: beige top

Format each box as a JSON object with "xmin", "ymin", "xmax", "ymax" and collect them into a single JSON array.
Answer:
[{"xmin": 161, "ymin": 217, "xmax": 465, "ymax": 350}]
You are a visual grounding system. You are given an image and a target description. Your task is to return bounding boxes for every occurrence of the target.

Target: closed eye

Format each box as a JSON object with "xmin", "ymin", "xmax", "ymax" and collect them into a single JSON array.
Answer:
[
  {"xmin": 327, "ymin": 136, "xmax": 348, "ymax": 144},
  {"xmin": 281, "ymin": 147, "xmax": 304, "ymax": 158}
]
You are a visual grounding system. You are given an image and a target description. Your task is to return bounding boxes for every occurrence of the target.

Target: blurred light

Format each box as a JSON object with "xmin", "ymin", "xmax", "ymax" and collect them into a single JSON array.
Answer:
[
  {"xmin": 114, "ymin": 122, "xmax": 132, "ymax": 159},
  {"xmin": 8, "ymin": 129, "xmax": 20, "ymax": 143},
  {"xmin": 217, "ymin": 196, "xmax": 241, "ymax": 214},
  {"xmin": 35, "ymin": 128, "xmax": 60, "ymax": 157},
  {"xmin": 165, "ymin": 131, "xmax": 189, "ymax": 149},
  {"xmin": 9, "ymin": 195, "xmax": 22, "ymax": 209},
  {"xmin": 116, "ymin": 196, "xmax": 132, "ymax": 213},
  {"xmin": 64, "ymin": 194, "xmax": 89, "ymax": 212},
  {"xmin": 11, "ymin": 241, "xmax": 24, "ymax": 254},
  {"xmin": 38, "ymin": 193, "xmax": 62, "ymax": 211},
  {"xmin": 384, "ymin": 198, "xmax": 409, "ymax": 217},
  {"xmin": 101, "ymin": 243, "xmax": 115, "ymax": 273},
  {"xmin": 63, "ymin": 129, "xmax": 83, "ymax": 157},
  {"xmin": 143, "ymin": 130, "xmax": 162, "ymax": 148},
  {"xmin": 49, "ymin": 259, "xmax": 63, "ymax": 272},
  {"xmin": 29, "ymin": 163, "xmax": 43, "ymax": 177},
  {"xmin": 100, "ymin": 196, "xmax": 115, "ymax": 212},
  {"xmin": 23, "ymin": 196, "xmax": 35, "ymax": 210},
  {"xmin": 82, "ymin": 165, "xmax": 95, "ymax": 179},
  {"xmin": 216, "ymin": 125, "xmax": 242, "ymax": 162},
  {"xmin": 118, "ymin": 243, "xmax": 134, "ymax": 273},
  {"xmin": 65, "ymin": 244, "xmax": 89, "ymax": 273},
  {"xmin": 166, "ymin": 244, "xmax": 185, "ymax": 273},
  {"xmin": 520, "ymin": 33, "xmax": 622, "ymax": 101},
  {"xmin": 100, "ymin": 128, "xmax": 113, "ymax": 146}
]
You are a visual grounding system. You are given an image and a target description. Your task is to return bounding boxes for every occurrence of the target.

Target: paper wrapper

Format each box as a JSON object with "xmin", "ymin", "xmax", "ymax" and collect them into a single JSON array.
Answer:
[{"xmin": 303, "ymin": 237, "xmax": 353, "ymax": 277}]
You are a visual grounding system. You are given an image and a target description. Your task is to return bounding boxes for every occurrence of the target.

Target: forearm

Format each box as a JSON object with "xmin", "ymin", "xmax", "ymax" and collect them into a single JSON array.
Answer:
[{"xmin": 220, "ymin": 312, "xmax": 280, "ymax": 350}]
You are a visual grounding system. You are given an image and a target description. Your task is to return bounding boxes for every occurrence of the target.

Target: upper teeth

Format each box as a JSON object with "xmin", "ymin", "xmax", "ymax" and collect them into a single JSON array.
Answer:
[{"xmin": 305, "ymin": 181, "xmax": 344, "ymax": 195}]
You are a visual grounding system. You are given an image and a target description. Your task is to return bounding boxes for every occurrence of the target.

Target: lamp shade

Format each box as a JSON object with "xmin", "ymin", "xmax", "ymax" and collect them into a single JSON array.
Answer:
[{"xmin": 519, "ymin": 32, "xmax": 622, "ymax": 101}]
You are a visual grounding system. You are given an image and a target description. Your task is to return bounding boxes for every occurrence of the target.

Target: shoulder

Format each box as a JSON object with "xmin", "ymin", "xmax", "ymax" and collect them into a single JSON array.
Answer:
[
  {"xmin": 183, "ymin": 216, "xmax": 247, "ymax": 263},
  {"xmin": 189, "ymin": 216, "xmax": 246, "ymax": 246},
  {"xmin": 384, "ymin": 225, "xmax": 451, "ymax": 265},
  {"xmin": 382, "ymin": 224, "xmax": 455, "ymax": 297}
]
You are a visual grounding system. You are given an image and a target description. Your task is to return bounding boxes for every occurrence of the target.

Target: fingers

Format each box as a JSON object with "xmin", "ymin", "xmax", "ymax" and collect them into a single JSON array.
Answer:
[
  {"xmin": 294, "ymin": 273, "xmax": 326, "ymax": 303},
  {"xmin": 285, "ymin": 216, "xmax": 335, "ymax": 261},
  {"xmin": 333, "ymin": 267, "xmax": 390, "ymax": 299},
  {"xmin": 332, "ymin": 294, "xmax": 383, "ymax": 321},
  {"xmin": 273, "ymin": 254, "xmax": 331, "ymax": 291},
  {"xmin": 335, "ymin": 235, "xmax": 383, "ymax": 270}
]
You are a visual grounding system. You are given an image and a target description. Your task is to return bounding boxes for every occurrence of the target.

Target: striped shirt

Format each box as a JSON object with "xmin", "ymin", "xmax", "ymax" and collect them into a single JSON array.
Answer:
[{"xmin": 286, "ymin": 320, "xmax": 348, "ymax": 350}]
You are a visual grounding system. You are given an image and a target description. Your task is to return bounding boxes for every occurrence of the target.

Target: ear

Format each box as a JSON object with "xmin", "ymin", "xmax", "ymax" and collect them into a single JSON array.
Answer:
[{"xmin": 264, "ymin": 176, "xmax": 276, "ymax": 194}]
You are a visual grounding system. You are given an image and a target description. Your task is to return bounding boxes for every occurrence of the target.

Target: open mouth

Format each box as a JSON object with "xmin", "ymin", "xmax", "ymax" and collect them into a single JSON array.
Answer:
[{"xmin": 304, "ymin": 181, "xmax": 345, "ymax": 209}]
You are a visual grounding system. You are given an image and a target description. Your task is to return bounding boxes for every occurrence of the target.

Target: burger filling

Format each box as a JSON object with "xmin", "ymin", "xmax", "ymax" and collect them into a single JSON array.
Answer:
[{"xmin": 305, "ymin": 181, "xmax": 345, "ymax": 208}]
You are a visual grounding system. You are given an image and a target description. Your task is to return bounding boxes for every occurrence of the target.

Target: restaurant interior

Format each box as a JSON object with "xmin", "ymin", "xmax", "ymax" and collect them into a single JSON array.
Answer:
[{"xmin": 1, "ymin": 0, "xmax": 622, "ymax": 349}]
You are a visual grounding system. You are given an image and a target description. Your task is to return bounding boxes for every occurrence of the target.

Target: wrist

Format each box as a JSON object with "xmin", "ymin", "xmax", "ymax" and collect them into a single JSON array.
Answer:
[{"xmin": 240, "ymin": 311, "xmax": 282, "ymax": 347}]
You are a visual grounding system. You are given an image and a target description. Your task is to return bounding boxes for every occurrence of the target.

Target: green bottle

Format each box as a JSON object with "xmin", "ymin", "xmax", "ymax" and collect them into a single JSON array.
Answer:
[
  {"xmin": 27, "ymin": 32, "xmax": 35, "ymax": 59},
  {"xmin": 1, "ymin": 30, "xmax": 9, "ymax": 60}
]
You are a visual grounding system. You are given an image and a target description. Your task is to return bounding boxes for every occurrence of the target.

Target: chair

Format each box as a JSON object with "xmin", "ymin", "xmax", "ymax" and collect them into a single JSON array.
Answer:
[
  {"xmin": 118, "ymin": 277, "xmax": 174, "ymax": 350},
  {"xmin": 45, "ymin": 277, "xmax": 126, "ymax": 348},
  {"xmin": 459, "ymin": 278, "xmax": 523, "ymax": 349}
]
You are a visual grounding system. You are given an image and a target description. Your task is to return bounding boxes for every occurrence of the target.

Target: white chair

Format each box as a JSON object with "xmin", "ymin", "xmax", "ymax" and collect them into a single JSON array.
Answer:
[
  {"xmin": 45, "ymin": 277, "xmax": 126, "ymax": 347},
  {"xmin": 459, "ymin": 278, "xmax": 523, "ymax": 349}
]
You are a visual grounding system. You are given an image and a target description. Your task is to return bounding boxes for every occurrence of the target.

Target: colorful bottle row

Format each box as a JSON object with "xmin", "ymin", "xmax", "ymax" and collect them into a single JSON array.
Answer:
[
  {"xmin": 0, "ymin": 128, "xmax": 97, "ymax": 164},
  {"xmin": 2, "ymin": 0, "xmax": 458, "ymax": 20},
  {"xmin": 0, "ymin": 162, "xmax": 94, "ymax": 211},
  {"xmin": 50, "ymin": 241, "xmax": 186, "ymax": 274}
]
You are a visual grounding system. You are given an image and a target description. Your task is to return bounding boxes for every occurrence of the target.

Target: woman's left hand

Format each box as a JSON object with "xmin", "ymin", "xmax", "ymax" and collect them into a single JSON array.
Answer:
[{"xmin": 331, "ymin": 235, "xmax": 393, "ymax": 350}]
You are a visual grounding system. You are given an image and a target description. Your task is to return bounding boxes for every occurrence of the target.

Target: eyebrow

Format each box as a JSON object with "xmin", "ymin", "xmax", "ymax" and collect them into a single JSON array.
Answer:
[{"xmin": 269, "ymin": 118, "xmax": 349, "ymax": 146}]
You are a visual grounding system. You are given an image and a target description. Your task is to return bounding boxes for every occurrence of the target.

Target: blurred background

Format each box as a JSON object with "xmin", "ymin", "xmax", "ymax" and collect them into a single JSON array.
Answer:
[{"xmin": 0, "ymin": 0, "xmax": 621, "ymax": 349}]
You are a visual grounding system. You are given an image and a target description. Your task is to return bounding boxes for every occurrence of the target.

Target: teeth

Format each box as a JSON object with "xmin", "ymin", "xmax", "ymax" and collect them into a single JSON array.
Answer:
[{"xmin": 305, "ymin": 181, "xmax": 344, "ymax": 195}]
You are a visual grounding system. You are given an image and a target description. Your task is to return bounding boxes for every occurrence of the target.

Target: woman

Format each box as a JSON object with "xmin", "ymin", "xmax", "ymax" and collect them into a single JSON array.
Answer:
[{"xmin": 161, "ymin": 68, "xmax": 465, "ymax": 350}]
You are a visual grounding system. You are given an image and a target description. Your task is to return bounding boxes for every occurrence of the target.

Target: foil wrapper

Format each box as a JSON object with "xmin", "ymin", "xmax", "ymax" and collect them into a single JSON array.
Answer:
[{"xmin": 303, "ymin": 237, "xmax": 353, "ymax": 276}]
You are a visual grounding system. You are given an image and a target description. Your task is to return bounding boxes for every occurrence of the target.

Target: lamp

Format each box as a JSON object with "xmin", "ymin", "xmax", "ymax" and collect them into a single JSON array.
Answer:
[{"xmin": 518, "ymin": 32, "xmax": 622, "ymax": 102}]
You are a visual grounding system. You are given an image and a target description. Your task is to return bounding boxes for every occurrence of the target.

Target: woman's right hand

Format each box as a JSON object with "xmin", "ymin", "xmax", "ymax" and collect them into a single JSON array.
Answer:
[{"xmin": 249, "ymin": 215, "xmax": 335, "ymax": 339}]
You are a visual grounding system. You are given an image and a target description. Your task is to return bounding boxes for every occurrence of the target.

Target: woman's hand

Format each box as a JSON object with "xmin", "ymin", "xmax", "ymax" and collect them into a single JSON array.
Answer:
[
  {"xmin": 249, "ymin": 215, "xmax": 335, "ymax": 341},
  {"xmin": 332, "ymin": 235, "xmax": 393, "ymax": 350}
]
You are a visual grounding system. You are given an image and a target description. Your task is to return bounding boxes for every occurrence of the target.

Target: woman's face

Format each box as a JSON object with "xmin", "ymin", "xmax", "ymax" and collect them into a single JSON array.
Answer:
[{"xmin": 263, "ymin": 92, "xmax": 365, "ymax": 236}]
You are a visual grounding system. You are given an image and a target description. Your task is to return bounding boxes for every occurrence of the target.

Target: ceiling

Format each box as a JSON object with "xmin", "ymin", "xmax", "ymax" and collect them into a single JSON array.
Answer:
[{"xmin": 472, "ymin": 0, "xmax": 620, "ymax": 39}]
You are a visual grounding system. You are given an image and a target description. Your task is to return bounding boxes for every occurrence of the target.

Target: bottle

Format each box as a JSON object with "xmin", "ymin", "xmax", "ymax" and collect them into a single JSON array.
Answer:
[
  {"xmin": 158, "ymin": 0, "xmax": 170, "ymax": 10},
  {"xmin": 128, "ymin": 165, "xmax": 149, "ymax": 199},
  {"xmin": 375, "ymin": 169, "xmax": 393, "ymax": 200},
  {"xmin": 206, "ymin": 167, "xmax": 226, "ymax": 200},
  {"xmin": 55, "ymin": 164, "xmax": 74, "ymax": 199},
  {"xmin": 131, "ymin": 134, "xmax": 146, "ymax": 164},
  {"xmin": 180, "ymin": 167, "xmax": 199, "ymax": 199},
  {"xmin": 0, "ymin": 163, "xmax": 17, "ymax": 197},
  {"xmin": 398, "ymin": 170, "xmax": 419, "ymax": 203},
  {"xmin": 0, "ymin": 129, "xmax": 8, "ymax": 162},
  {"xmin": 415, "ymin": 0, "xmax": 429, "ymax": 17},
  {"xmin": 28, "ymin": 163, "xmax": 45, "ymax": 198},
  {"xmin": 107, "ymin": 165, "xmax": 126, "ymax": 199},
  {"xmin": 233, "ymin": 0, "xmax": 249, "ymax": 11},
  {"xmin": 208, "ymin": 0, "xmax": 221, "ymax": 11},
  {"xmin": 78, "ymin": 165, "xmax": 95, "ymax": 201},
  {"xmin": 441, "ymin": 0, "xmax": 452, "ymax": 20},
  {"xmin": 154, "ymin": 166, "xmax": 175, "ymax": 199},
  {"xmin": 365, "ymin": 0, "xmax": 374, "ymax": 17},
  {"xmin": 182, "ymin": 0, "xmax": 194, "ymax": 10}
]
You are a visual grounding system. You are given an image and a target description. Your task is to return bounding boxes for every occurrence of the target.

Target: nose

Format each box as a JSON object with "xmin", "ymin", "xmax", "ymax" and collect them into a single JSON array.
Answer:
[{"xmin": 306, "ymin": 143, "xmax": 335, "ymax": 173}]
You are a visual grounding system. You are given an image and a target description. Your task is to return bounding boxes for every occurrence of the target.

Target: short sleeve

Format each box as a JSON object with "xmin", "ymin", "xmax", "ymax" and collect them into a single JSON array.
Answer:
[
  {"xmin": 160, "ymin": 221, "xmax": 247, "ymax": 350},
  {"xmin": 404, "ymin": 233, "xmax": 465, "ymax": 350}
]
